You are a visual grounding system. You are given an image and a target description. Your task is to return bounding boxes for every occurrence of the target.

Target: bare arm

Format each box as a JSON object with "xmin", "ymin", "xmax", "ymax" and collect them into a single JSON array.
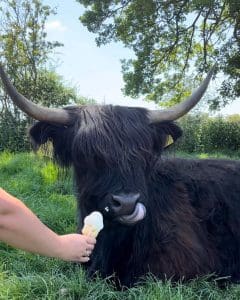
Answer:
[{"xmin": 0, "ymin": 188, "xmax": 96, "ymax": 262}]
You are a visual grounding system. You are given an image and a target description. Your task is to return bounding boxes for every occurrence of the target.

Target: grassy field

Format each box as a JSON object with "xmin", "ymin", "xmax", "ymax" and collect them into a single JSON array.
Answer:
[{"xmin": 1, "ymin": 152, "xmax": 240, "ymax": 299}]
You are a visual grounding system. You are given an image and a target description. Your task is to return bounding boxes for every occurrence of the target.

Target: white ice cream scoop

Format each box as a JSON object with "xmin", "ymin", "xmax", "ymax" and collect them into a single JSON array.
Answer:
[{"xmin": 82, "ymin": 211, "xmax": 104, "ymax": 238}]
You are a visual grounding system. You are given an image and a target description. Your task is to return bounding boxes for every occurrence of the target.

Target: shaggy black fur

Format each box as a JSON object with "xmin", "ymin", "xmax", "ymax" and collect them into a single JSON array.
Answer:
[{"xmin": 30, "ymin": 105, "xmax": 240, "ymax": 287}]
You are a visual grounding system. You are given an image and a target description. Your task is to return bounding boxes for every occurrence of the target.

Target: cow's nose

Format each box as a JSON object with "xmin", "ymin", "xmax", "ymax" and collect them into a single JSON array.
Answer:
[{"xmin": 109, "ymin": 193, "xmax": 140, "ymax": 215}]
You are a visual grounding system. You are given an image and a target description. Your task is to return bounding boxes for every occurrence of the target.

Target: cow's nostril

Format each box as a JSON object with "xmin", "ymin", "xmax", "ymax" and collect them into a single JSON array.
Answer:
[
  {"xmin": 109, "ymin": 193, "xmax": 140, "ymax": 215},
  {"xmin": 111, "ymin": 199, "xmax": 121, "ymax": 208}
]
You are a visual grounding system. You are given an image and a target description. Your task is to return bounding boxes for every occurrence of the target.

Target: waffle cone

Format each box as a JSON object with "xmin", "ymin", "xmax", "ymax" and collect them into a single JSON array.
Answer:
[{"xmin": 82, "ymin": 224, "xmax": 99, "ymax": 238}]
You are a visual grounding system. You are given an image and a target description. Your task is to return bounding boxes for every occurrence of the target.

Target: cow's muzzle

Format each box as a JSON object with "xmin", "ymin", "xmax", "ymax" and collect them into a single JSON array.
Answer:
[{"xmin": 105, "ymin": 193, "xmax": 146, "ymax": 225}]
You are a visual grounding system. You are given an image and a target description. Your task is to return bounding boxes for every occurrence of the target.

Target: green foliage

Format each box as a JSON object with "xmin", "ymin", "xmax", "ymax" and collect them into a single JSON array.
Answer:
[
  {"xmin": 24, "ymin": 70, "xmax": 81, "ymax": 107},
  {"xmin": 78, "ymin": 0, "xmax": 240, "ymax": 109},
  {"xmin": 0, "ymin": 109, "xmax": 29, "ymax": 151},
  {"xmin": 1, "ymin": 152, "xmax": 240, "ymax": 299},
  {"xmin": 0, "ymin": 0, "xmax": 62, "ymax": 75},
  {"xmin": 0, "ymin": 69, "xmax": 92, "ymax": 152},
  {"xmin": 177, "ymin": 114, "xmax": 240, "ymax": 156}
]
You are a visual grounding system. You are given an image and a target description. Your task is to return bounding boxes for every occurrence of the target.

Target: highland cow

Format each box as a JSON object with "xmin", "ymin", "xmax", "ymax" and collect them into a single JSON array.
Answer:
[{"xmin": 1, "ymin": 65, "xmax": 240, "ymax": 287}]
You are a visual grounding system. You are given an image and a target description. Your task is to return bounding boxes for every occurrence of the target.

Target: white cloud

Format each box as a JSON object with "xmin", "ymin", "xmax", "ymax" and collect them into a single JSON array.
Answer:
[{"xmin": 45, "ymin": 20, "xmax": 67, "ymax": 32}]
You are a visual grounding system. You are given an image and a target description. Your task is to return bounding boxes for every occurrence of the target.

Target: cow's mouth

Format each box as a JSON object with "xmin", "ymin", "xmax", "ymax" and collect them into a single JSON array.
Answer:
[{"xmin": 117, "ymin": 203, "xmax": 146, "ymax": 225}]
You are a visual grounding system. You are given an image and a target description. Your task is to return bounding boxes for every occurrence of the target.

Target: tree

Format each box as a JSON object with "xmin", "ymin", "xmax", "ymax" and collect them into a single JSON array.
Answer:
[
  {"xmin": 0, "ymin": 0, "xmax": 93, "ymax": 151},
  {"xmin": 78, "ymin": 0, "xmax": 240, "ymax": 109},
  {"xmin": 0, "ymin": 0, "xmax": 62, "ymax": 100},
  {"xmin": 0, "ymin": 0, "xmax": 60, "ymax": 151}
]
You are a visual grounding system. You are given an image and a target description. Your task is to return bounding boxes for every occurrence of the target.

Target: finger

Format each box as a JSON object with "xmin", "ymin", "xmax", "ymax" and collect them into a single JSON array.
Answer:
[
  {"xmin": 80, "ymin": 257, "xmax": 90, "ymax": 263},
  {"xmin": 82, "ymin": 254, "xmax": 90, "ymax": 258},
  {"xmin": 82, "ymin": 249, "xmax": 92, "ymax": 256},
  {"xmin": 85, "ymin": 237, "xmax": 96, "ymax": 245},
  {"xmin": 86, "ymin": 244, "xmax": 94, "ymax": 251}
]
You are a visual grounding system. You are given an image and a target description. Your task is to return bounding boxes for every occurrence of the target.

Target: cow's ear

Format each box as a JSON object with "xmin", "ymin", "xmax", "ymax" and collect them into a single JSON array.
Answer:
[
  {"xmin": 29, "ymin": 122, "xmax": 74, "ymax": 167},
  {"xmin": 151, "ymin": 121, "xmax": 182, "ymax": 152},
  {"xmin": 164, "ymin": 134, "xmax": 175, "ymax": 148}
]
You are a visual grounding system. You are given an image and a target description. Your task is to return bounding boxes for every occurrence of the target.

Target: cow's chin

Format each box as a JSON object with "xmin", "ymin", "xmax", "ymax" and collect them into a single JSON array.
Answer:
[{"xmin": 117, "ymin": 203, "xmax": 146, "ymax": 225}]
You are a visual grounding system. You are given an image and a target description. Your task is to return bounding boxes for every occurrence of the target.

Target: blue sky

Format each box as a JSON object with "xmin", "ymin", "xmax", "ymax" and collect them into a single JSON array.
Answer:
[{"xmin": 45, "ymin": 0, "xmax": 240, "ymax": 115}]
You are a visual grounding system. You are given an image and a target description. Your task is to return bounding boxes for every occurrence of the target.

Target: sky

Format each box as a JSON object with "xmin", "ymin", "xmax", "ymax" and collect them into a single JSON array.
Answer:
[{"xmin": 44, "ymin": 0, "xmax": 240, "ymax": 115}]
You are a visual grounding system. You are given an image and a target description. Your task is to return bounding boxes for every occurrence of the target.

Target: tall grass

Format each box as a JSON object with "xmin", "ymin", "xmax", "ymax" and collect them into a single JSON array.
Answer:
[{"xmin": 1, "ymin": 152, "xmax": 240, "ymax": 299}]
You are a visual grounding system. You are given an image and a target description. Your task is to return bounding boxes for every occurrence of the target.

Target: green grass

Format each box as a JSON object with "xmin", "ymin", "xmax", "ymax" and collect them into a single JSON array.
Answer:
[
  {"xmin": 1, "ymin": 152, "xmax": 240, "ymax": 299},
  {"xmin": 176, "ymin": 151, "xmax": 240, "ymax": 160}
]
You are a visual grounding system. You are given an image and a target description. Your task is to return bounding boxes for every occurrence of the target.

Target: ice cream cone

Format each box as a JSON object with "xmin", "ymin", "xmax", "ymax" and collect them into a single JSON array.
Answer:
[{"xmin": 82, "ymin": 211, "xmax": 104, "ymax": 238}]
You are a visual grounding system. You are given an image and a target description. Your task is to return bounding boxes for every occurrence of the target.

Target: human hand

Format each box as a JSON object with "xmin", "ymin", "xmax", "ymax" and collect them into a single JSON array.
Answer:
[{"xmin": 57, "ymin": 234, "xmax": 96, "ymax": 262}]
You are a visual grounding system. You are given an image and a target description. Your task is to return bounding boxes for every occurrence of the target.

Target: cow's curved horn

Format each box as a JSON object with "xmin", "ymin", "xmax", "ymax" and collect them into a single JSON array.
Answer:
[
  {"xmin": 148, "ymin": 65, "xmax": 216, "ymax": 123},
  {"xmin": 0, "ymin": 65, "xmax": 71, "ymax": 124}
]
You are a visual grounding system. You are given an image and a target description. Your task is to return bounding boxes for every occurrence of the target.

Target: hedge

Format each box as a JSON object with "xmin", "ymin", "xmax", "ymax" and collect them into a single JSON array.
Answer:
[
  {"xmin": 1, "ymin": 111, "xmax": 240, "ymax": 155},
  {"xmin": 177, "ymin": 114, "xmax": 240, "ymax": 155}
]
